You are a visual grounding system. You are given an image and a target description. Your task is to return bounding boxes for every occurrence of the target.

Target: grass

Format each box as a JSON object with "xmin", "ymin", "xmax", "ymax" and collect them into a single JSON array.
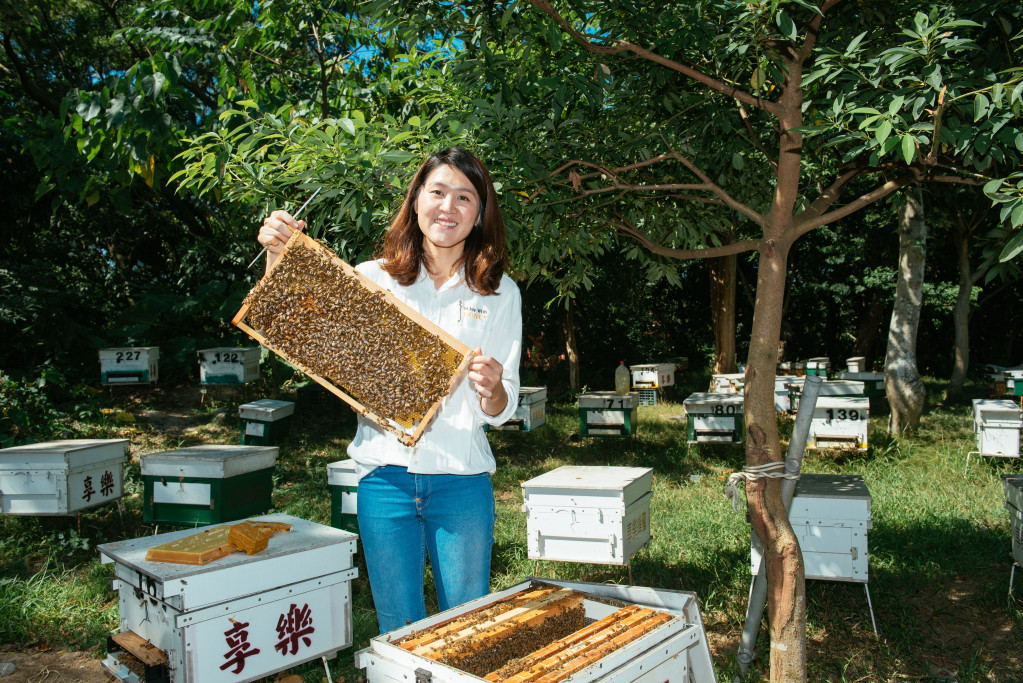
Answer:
[{"xmin": 1, "ymin": 375, "xmax": 1021, "ymax": 682}]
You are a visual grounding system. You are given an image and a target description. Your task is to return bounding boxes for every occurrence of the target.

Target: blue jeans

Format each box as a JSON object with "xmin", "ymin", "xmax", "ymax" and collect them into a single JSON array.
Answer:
[{"xmin": 357, "ymin": 465, "xmax": 495, "ymax": 633}]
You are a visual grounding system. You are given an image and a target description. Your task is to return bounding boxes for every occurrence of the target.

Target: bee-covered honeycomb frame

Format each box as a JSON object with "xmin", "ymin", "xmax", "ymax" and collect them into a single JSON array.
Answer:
[{"xmin": 233, "ymin": 230, "xmax": 473, "ymax": 447}]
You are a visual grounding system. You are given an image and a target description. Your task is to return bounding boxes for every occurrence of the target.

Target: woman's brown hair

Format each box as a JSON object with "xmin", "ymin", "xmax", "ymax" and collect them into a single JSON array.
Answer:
[{"xmin": 378, "ymin": 147, "xmax": 508, "ymax": 295}]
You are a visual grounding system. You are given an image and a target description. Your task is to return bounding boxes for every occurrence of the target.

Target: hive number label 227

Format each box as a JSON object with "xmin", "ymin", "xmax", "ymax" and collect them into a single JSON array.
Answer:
[{"xmin": 115, "ymin": 351, "xmax": 142, "ymax": 363}]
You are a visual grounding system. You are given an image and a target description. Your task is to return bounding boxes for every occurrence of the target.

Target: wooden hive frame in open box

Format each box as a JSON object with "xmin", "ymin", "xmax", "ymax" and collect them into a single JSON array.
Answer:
[{"xmin": 233, "ymin": 231, "xmax": 473, "ymax": 446}]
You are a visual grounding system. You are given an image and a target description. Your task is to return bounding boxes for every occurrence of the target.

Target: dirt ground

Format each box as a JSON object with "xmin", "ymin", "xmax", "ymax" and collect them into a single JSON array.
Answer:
[{"xmin": 0, "ymin": 645, "xmax": 110, "ymax": 683}]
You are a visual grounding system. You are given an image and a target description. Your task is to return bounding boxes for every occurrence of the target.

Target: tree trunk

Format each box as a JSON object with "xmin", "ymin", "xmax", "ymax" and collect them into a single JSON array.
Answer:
[
  {"xmin": 744, "ymin": 236, "xmax": 806, "ymax": 682},
  {"xmin": 946, "ymin": 228, "xmax": 973, "ymax": 399},
  {"xmin": 885, "ymin": 188, "xmax": 927, "ymax": 435},
  {"xmin": 709, "ymin": 252, "xmax": 738, "ymax": 374},
  {"xmin": 562, "ymin": 300, "xmax": 580, "ymax": 390}
]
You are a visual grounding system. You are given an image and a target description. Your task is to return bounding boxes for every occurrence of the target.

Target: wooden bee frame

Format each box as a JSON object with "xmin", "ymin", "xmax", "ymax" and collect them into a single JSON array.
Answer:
[{"xmin": 233, "ymin": 231, "xmax": 473, "ymax": 447}]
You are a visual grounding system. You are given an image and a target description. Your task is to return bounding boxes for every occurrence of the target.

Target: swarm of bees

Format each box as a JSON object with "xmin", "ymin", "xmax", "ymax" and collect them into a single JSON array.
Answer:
[{"xmin": 237, "ymin": 237, "xmax": 466, "ymax": 437}]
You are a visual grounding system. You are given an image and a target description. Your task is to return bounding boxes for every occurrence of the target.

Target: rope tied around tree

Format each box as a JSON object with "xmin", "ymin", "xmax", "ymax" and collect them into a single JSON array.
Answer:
[{"xmin": 724, "ymin": 462, "xmax": 800, "ymax": 513}]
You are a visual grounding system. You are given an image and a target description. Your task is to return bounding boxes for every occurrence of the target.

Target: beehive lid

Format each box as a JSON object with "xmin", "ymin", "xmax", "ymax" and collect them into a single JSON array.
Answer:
[
  {"xmin": 521, "ymin": 465, "xmax": 653, "ymax": 507},
  {"xmin": 813, "ymin": 396, "xmax": 869, "ymax": 410},
  {"xmin": 683, "ymin": 392, "xmax": 744, "ymax": 410},
  {"xmin": 1002, "ymin": 474, "xmax": 1023, "ymax": 512},
  {"xmin": 794, "ymin": 473, "xmax": 870, "ymax": 501},
  {"xmin": 141, "ymin": 445, "xmax": 277, "ymax": 478},
  {"xmin": 233, "ymin": 231, "xmax": 472, "ymax": 447},
  {"xmin": 0, "ymin": 439, "xmax": 129, "ymax": 470},
  {"xmin": 577, "ymin": 390, "xmax": 638, "ymax": 409},
  {"xmin": 327, "ymin": 459, "xmax": 359, "ymax": 487},
  {"xmin": 518, "ymin": 387, "xmax": 547, "ymax": 405},
  {"xmin": 239, "ymin": 398, "xmax": 295, "ymax": 420},
  {"xmin": 974, "ymin": 399, "xmax": 1022, "ymax": 421},
  {"xmin": 818, "ymin": 381, "xmax": 866, "ymax": 396},
  {"xmin": 837, "ymin": 371, "xmax": 883, "ymax": 381}
]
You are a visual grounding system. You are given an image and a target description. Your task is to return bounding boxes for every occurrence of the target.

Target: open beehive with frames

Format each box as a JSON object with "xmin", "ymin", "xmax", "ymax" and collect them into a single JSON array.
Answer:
[
  {"xmin": 358, "ymin": 579, "xmax": 716, "ymax": 683},
  {"xmin": 233, "ymin": 231, "xmax": 473, "ymax": 446}
]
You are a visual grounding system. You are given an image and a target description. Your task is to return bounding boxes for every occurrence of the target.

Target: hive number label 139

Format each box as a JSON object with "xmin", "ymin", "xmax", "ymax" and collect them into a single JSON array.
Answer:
[
  {"xmin": 826, "ymin": 408, "xmax": 860, "ymax": 420},
  {"xmin": 116, "ymin": 351, "xmax": 142, "ymax": 363}
]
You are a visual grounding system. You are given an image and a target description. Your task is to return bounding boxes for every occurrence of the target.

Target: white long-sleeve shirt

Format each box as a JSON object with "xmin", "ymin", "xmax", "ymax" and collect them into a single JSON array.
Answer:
[{"xmin": 347, "ymin": 260, "xmax": 522, "ymax": 478}]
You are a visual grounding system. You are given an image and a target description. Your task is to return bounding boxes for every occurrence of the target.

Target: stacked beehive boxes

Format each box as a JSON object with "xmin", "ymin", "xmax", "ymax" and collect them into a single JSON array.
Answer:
[{"xmin": 99, "ymin": 347, "xmax": 159, "ymax": 385}]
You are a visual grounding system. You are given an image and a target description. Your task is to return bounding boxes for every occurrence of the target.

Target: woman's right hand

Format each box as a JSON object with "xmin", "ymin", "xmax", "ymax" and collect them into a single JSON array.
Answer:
[{"xmin": 258, "ymin": 210, "xmax": 306, "ymax": 272}]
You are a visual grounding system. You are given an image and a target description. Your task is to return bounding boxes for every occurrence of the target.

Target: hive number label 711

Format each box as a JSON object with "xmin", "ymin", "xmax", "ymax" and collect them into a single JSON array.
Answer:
[{"xmin": 115, "ymin": 351, "xmax": 142, "ymax": 363}]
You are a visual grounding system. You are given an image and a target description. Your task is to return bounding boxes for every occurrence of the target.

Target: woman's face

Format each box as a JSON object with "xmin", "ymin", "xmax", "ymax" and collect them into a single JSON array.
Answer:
[{"xmin": 414, "ymin": 164, "xmax": 481, "ymax": 259}]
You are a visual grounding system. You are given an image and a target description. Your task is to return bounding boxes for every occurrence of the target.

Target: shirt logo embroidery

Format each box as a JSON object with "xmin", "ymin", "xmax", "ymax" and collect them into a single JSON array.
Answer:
[{"xmin": 458, "ymin": 300, "xmax": 488, "ymax": 325}]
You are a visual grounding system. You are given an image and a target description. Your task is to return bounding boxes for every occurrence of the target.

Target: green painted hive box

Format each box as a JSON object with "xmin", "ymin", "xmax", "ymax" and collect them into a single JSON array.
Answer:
[
  {"xmin": 578, "ymin": 391, "xmax": 639, "ymax": 437},
  {"xmin": 141, "ymin": 445, "xmax": 277, "ymax": 526},
  {"xmin": 99, "ymin": 347, "xmax": 159, "ymax": 385},
  {"xmin": 239, "ymin": 398, "xmax": 295, "ymax": 445},
  {"xmin": 198, "ymin": 346, "xmax": 261, "ymax": 385},
  {"xmin": 327, "ymin": 459, "xmax": 359, "ymax": 534},
  {"xmin": 683, "ymin": 392, "xmax": 744, "ymax": 444}
]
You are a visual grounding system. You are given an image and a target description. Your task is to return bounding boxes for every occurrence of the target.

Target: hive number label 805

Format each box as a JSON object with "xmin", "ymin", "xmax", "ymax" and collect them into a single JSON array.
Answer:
[
  {"xmin": 826, "ymin": 408, "xmax": 860, "ymax": 420},
  {"xmin": 115, "ymin": 351, "xmax": 142, "ymax": 363}
]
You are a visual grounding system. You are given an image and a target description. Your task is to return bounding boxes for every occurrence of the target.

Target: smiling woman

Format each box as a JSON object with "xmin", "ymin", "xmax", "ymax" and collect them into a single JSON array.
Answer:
[{"xmin": 255, "ymin": 146, "xmax": 522, "ymax": 636}]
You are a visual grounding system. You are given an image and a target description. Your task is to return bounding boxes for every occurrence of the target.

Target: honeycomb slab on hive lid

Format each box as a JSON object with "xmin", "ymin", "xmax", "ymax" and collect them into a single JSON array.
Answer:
[{"xmin": 233, "ymin": 231, "xmax": 473, "ymax": 446}]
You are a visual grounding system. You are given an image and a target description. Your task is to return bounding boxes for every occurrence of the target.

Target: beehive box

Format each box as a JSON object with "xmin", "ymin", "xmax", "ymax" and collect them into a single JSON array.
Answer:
[
  {"xmin": 577, "ymin": 391, "xmax": 638, "ymax": 437},
  {"xmin": 972, "ymin": 399, "xmax": 1022, "ymax": 457},
  {"xmin": 199, "ymin": 347, "xmax": 261, "ymax": 385},
  {"xmin": 1002, "ymin": 475, "xmax": 1023, "ymax": 567},
  {"xmin": 711, "ymin": 373, "xmax": 744, "ymax": 394},
  {"xmin": 629, "ymin": 363, "xmax": 675, "ymax": 389},
  {"xmin": 488, "ymin": 387, "xmax": 547, "ymax": 432},
  {"xmin": 99, "ymin": 347, "xmax": 159, "ymax": 385},
  {"xmin": 238, "ymin": 399, "xmax": 295, "ymax": 446},
  {"xmin": 327, "ymin": 459, "xmax": 359, "ymax": 534},
  {"xmin": 786, "ymin": 378, "xmax": 868, "ymax": 412},
  {"xmin": 751, "ymin": 474, "xmax": 871, "ymax": 582},
  {"xmin": 233, "ymin": 231, "xmax": 473, "ymax": 447},
  {"xmin": 521, "ymin": 466, "xmax": 653, "ymax": 566},
  {"xmin": 98, "ymin": 514, "xmax": 358, "ymax": 683},
  {"xmin": 774, "ymin": 375, "xmax": 792, "ymax": 412},
  {"xmin": 141, "ymin": 445, "xmax": 277, "ymax": 526},
  {"xmin": 806, "ymin": 357, "xmax": 831, "ymax": 378},
  {"xmin": 683, "ymin": 392, "xmax": 744, "ymax": 444},
  {"xmin": 1008, "ymin": 370, "xmax": 1023, "ymax": 397},
  {"xmin": 806, "ymin": 397, "xmax": 869, "ymax": 450},
  {"xmin": 846, "ymin": 357, "xmax": 867, "ymax": 373},
  {"xmin": 355, "ymin": 578, "xmax": 716, "ymax": 683},
  {"xmin": 835, "ymin": 371, "xmax": 885, "ymax": 397},
  {"xmin": 0, "ymin": 439, "xmax": 129, "ymax": 515}
]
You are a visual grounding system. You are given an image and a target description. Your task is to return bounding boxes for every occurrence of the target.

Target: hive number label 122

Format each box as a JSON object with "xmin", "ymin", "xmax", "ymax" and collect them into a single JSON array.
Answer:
[
  {"xmin": 213, "ymin": 352, "xmax": 241, "ymax": 364},
  {"xmin": 826, "ymin": 408, "xmax": 860, "ymax": 421},
  {"xmin": 115, "ymin": 351, "xmax": 142, "ymax": 363}
]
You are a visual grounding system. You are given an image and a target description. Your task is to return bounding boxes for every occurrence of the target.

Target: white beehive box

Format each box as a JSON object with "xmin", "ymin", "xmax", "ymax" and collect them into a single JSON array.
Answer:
[
  {"xmin": 806, "ymin": 357, "xmax": 831, "ymax": 378},
  {"xmin": 836, "ymin": 371, "xmax": 885, "ymax": 397},
  {"xmin": 846, "ymin": 357, "xmax": 867, "ymax": 373},
  {"xmin": 1002, "ymin": 475, "xmax": 1023, "ymax": 567},
  {"xmin": 521, "ymin": 466, "xmax": 653, "ymax": 566},
  {"xmin": 711, "ymin": 372, "xmax": 744, "ymax": 394},
  {"xmin": 327, "ymin": 459, "xmax": 359, "ymax": 534},
  {"xmin": 0, "ymin": 439, "xmax": 129, "ymax": 515},
  {"xmin": 752, "ymin": 473, "xmax": 871, "ymax": 582},
  {"xmin": 972, "ymin": 399, "xmax": 1022, "ymax": 457},
  {"xmin": 100, "ymin": 347, "xmax": 159, "ymax": 385},
  {"xmin": 355, "ymin": 577, "xmax": 716, "ymax": 683},
  {"xmin": 199, "ymin": 347, "xmax": 261, "ymax": 385},
  {"xmin": 774, "ymin": 375, "xmax": 792, "ymax": 412},
  {"xmin": 807, "ymin": 397, "xmax": 869, "ymax": 450},
  {"xmin": 488, "ymin": 387, "xmax": 547, "ymax": 432},
  {"xmin": 630, "ymin": 363, "xmax": 675, "ymax": 389},
  {"xmin": 683, "ymin": 392, "xmax": 744, "ymax": 444},
  {"xmin": 98, "ymin": 514, "xmax": 358, "ymax": 683}
]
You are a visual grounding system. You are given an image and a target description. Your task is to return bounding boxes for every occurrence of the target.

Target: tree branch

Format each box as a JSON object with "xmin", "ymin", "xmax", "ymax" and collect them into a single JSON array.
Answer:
[
  {"xmin": 797, "ymin": 162, "xmax": 865, "ymax": 224},
  {"xmin": 796, "ymin": 0, "xmax": 842, "ymax": 63},
  {"xmin": 737, "ymin": 103, "xmax": 778, "ymax": 172},
  {"xmin": 2, "ymin": 33, "xmax": 61, "ymax": 117},
  {"xmin": 794, "ymin": 169, "xmax": 920, "ymax": 237},
  {"xmin": 525, "ymin": 0, "xmax": 779, "ymax": 114},
  {"xmin": 660, "ymin": 140, "xmax": 765, "ymax": 226},
  {"xmin": 611, "ymin": 217, "xmax": 760, "ymax": 260}
]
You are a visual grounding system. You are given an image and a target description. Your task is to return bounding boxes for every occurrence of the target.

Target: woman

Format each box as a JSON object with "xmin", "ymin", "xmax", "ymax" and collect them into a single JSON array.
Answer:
[{"xmin": 257, "ymin": 147, "xmax": 522, "ymax": 633}]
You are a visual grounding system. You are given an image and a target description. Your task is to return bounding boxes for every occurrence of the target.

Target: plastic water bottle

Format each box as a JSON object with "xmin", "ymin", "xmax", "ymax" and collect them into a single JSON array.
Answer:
[{"xmin": 614, "ymin": 361, "xmax": 630, "ymax": 396}]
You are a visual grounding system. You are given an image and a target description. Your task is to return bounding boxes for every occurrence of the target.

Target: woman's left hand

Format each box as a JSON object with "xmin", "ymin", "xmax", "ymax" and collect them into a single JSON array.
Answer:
[{"xmin": 469, "ymin": 347, "xmax": 508, "ymax": 415}]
